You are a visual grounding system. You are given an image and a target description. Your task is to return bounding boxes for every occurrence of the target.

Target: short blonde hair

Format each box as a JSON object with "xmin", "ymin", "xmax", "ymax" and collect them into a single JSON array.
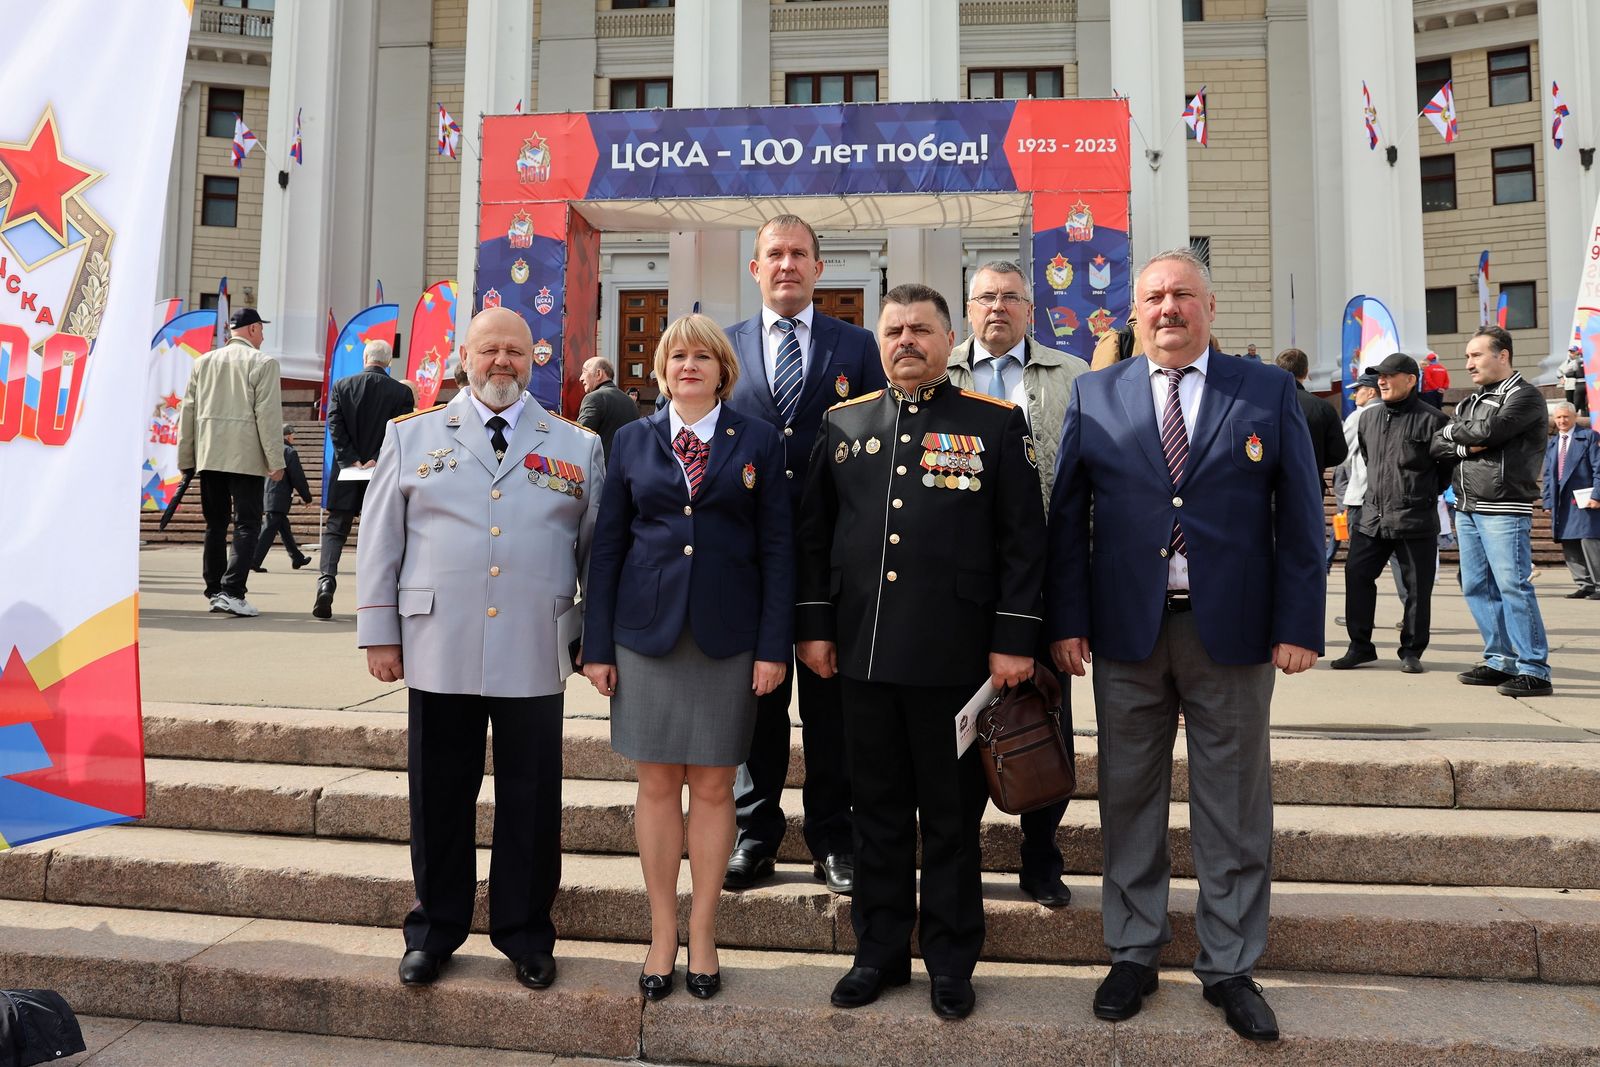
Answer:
[{"xmin": 653, "ymin": 313, "xmax": 740, "ymax": 402}]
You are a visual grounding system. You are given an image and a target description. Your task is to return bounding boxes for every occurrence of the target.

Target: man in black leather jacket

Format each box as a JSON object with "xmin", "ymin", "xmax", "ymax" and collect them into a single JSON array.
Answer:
[
  {"xmin": 1332, "ymin": 353, "xmax": 1453, "ymax": 673},
  {"xmin": 1430, "ymin": 325, "xmax": 1553, "ymax": 696}
]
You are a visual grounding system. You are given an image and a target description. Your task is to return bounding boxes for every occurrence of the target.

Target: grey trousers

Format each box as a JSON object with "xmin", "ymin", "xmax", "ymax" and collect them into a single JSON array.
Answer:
[
  {"xmin": 1562, "ymin": 539, "xmax": 1600, "ymax": 594},
  {"xmin": 1091, "ymin": 610, "xmax": 1275, "ymax": 984}
]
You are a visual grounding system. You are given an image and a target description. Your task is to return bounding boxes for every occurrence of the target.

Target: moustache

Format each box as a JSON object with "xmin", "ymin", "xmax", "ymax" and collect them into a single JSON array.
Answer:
[
  {"xmin": 1156, "ymin": 316, "xmax": 1188, "ymax": 329},
  {"xmin": 893, "ymin": 346, "xmax": 924, "ymax": 359}
]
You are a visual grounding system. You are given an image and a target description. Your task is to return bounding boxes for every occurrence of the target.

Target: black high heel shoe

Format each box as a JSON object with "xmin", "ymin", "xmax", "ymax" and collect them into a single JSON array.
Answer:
[
  {"xmin": 639, "ymin": 943, "xmax": 678, "ymax": 1002},
  {"xmin": 685, "ymin": 951, "xmax": 721, "ymax": 1000}
]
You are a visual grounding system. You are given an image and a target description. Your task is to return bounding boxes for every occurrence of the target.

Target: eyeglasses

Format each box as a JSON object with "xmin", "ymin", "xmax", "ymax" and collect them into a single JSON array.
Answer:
[{"xmin": 970, "ymin": 293, "xmax": 1030, "ymax": 308}]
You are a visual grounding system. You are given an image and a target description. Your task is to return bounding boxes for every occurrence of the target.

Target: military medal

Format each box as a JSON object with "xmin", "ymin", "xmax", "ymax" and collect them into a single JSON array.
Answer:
[
  {"xmin": 835, "ymin": 441, "xmax": 849, "ymax": 463},
  {"xmin": 922, "ymin": 472, "xmax": 936, "ymax": 487},
  {"xmin": 448, "ymin": 458, "xmax": 457, "ymax": 469},
  {"xmin": 1245, "ymin": 433, "xmax": 1264, "ymax": 462},
  {"xmin": 742, "ymin": 462, "xmax": 756, "ymax": 489},
  {"xmin": 851, "ymin": 439, "xmax": 862, "ymax": 457},
  {"xmin": 865, "ymin": 436, "xmax": 880, "ymax": 455},
  {"xmin": 968, "ymin": 476, "xmax": 981, "ymax": 491},
  {"xmin": 835, "ymin": 372, "xmax": 849, "ymax": 398},
  {"xmin": 416, "ymin": 463, "xmax": 430, "ymax": 478}
]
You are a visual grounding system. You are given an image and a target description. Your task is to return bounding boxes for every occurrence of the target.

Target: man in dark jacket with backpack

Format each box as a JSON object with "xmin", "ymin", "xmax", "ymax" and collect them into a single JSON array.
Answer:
[{"xmin": 1332, "ymin": 353, "xmax": 1453, "ymax": 674}]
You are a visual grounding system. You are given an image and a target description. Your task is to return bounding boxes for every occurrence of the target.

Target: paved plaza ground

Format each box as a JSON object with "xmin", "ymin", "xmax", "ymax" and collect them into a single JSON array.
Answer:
[{"xmin": 138, "ymin": 543, "xmax": 1599, "ymax": 742}]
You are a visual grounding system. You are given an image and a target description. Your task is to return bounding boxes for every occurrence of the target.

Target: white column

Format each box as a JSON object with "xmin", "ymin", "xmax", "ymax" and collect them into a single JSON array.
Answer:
[
  {"xmin": 667, "ymin": 0, "xmax": 769, "ymax": 326},
  {"xmin": 886, "ymin": 0, "xmax": 963, "ymax": 312},
  {"xmin": 1109, "ymin": 0, "xmax": 1190, "ymax": 270},
  {"xmin": 257, "ymin": 0, "xmax": 380, "ymax": 381},
  {"xmin": 536, "ymin": 0, "xmax": 596, "ymax": 112},
  {"xmin": 1265, "ymin": 0, "xmax": 1319, "ymax": 372},
  {"xmin": 370, "ymin": 0, "xmax": 432, "ymax": 318},
  {"xmin": 1075, "ymin": 0, "xmax": 1112, "ymax": 98},
  {"xmin": 1538, "ymin": 0, "xmax": 1600, "ymax": 381},
  {"xmin": 455, "ymin": 0, "xmax": 534, "ymax": 315},
  {"xmin": 160, "ymin": 81, "xmax": 201, "ymax": 305},
  {"xmin": 1306, "ymin": 0, "xmax": 1427, "ymax": 372}
]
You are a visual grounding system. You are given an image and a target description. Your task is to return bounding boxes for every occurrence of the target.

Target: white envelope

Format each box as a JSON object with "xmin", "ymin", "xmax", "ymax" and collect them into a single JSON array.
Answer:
[
  {"xmin": 954, "ymin": 680, "xmax": 998, "ymax": 758},
  {"xmin": 337, "ymin": 466, "xmax": 374, "ymax": 482}
]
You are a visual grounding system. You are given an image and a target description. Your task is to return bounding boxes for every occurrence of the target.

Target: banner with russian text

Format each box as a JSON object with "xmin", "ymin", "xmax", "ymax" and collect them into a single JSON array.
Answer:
[
  {"xmin": 142, "ymin": 309, "xmax": 218, "ymax": 512},
  {"xmin": 1567, "ymin": 191, "xmax": 1600, "ymax": 415},
  {"xmin": 405, "ymin": 281, "xmax": 458, "ymax": 410},
  {"xmin": 0, "ymin": 2, "xmax": 190, "ymax": 848}
]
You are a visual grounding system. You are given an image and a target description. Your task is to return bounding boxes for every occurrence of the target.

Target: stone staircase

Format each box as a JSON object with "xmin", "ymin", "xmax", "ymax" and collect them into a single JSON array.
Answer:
[{"xmin": 4, "ymin": 702, "xmax": 1600, "ymax": 1064}]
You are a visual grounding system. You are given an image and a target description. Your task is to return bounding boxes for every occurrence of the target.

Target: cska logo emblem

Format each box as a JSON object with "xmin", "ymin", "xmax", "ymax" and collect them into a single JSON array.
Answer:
[
  {"xmin": 532, "ymin": 338, "xmax": 553, "ymax": 365},
  {"xmin": 482, "ymin": 288, "xmax": 503, "ymax": 309},
  {"xmin": 534, "ymin": 286, "xmax": 555, "ymax": 315},
  {"xmin": 510, "ymin": 258, "xmax": 529, "ymax": 285},
  {"xmin": 517, "ymin": 133, "xmax": 552, "ymax": 184},
  {"xmin": 507, "ymin": 209, "xmax": 534, "ymax": 248}
]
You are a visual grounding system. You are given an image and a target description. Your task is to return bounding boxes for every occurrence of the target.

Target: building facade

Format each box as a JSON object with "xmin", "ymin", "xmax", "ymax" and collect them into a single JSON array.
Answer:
[{"xmin": 164, "ymin": 0, "xmax": 1596, "ymax": 396}]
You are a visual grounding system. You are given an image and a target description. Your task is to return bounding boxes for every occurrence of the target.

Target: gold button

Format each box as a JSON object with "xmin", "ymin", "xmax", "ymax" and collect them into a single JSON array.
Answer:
[
  {"xmin": 900, "ymin": 434, "xmax": 911, "ymax": 443},
  {"xmin": 491, "ymin": 489, "xmax": 501, "ymax": 499},
  {"xmin": 892, "ymin": 498, "xmax": 903, "ymax": 509},
  {"xmin": 896, "ymin": 465, "xmax": 907, "ymax": 475},
  {"xmin": 490, "ymin": 566, "xmax": 501, "ymax": 577},
  {"xmin": 908, "ymin": 404, "xmax": 919, "ymax": 413},
  {"xmin": 785, "ymin": 470, "xmax": 794, "ymax": 479},
  {"xmin": 886, "ymin": 571, "xmax": 898, "ymax": 582},
  {"xmin": 783, "ymin": 427, "xmax": 794, "ymax": 437},
  {"xmin": 490, "ymin": 526, "xmax": 501, "ymax": 536},
  {"xmin": 1173, "ymin": 496, "xmax": 1183, "ymax": 508},
  {"xmin": 487, "ymin": 607, "xmax": 498, "ymax": 617},
  {"xmin": 889, "ymin": 533, "xmax": 900, "ymax": 544},
  {"xmin": 684, "ymin": 545, "xmax": 694, "ymax": 556},
  {"xmin": 684, "ymin": 505, "xmax": 693, "ymax": 516}
]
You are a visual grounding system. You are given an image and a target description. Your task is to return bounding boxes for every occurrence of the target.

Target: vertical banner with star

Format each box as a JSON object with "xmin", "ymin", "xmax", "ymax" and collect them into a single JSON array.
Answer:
[
  {"xmin": 322, "ymin": 304, "xmax": 400, "ymax": 507},
  {"xmin": 404, "ymin": 281, "xmax": 458, "ymax": 410},
  {"xmin": 143, "ymin": 309, "xmax": 219, "ymax": 512},
  {"xmin": 0, "ymin": 2, "xmax": 191, "ymax": 848}
]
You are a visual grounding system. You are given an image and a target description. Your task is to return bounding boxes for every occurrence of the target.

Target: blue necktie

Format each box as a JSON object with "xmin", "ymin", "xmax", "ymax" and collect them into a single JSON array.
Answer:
[
  {"xmin": 986, "ymin": 355, "xmax": 1013, "ymax": 399},
  {"xmin": 772, "ymin": 317, "xmax": 803, "ymax": 425}
]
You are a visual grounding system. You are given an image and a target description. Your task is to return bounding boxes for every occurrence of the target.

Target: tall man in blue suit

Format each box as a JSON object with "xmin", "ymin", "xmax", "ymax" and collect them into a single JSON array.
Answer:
[
  {"xmin": 723, "ymin": 215, "xmax": 887, "ymax": 895},
  {"xmin": 1046, "ymin": 248, "xmax": 1325, "ymax": 1043}
]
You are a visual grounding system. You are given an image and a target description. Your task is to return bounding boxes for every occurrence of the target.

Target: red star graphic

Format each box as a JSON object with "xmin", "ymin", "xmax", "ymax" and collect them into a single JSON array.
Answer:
[
  {"xmin": 0, "ymin": 110, "xmax": 99, "ymax": 244},
  {"xmin": 161, "ymin": 393, "xmax": 182, "ymax": 410},
  {"xmin": 1050, "ymin": 253, "xmax": 1068, "ymax": 269},
  {"xmin": 1092, "ymin": 255, "xmax": 1108, "ymax": 267}
]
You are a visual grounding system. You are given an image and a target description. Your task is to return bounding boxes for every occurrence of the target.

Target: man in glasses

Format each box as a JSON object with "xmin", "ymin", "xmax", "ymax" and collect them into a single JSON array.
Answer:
[{"xmin": 949, "ymin": 259, "xmax": 1085, "ymax": 908}]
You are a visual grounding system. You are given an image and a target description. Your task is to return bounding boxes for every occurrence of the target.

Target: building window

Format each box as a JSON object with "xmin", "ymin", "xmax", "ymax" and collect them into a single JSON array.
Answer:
[
  {"xmin": 611, "ymin": 0, "xmax": 672, "ymax": 6},
  {"xmin": 1420, "ymin": 155, "xmax": 1456, "ymax": 212},
  {"xmin": 610, "ymin": 78, "xmax": 671, "ymax": 109},
  {"xmin": 1500, "ymin": 282, "xmax": 1536, "ymax": 329},
  {"xmin": 206, "ymin": 87, "xmax": 245, "ymax": 138},
  {"xmin": 199, "ymin": 292, "xmax": 222, "ymax": 310},
  {"xmin": 1492, "ymin": 145, "xmax": 1536, "ymax": 204},
  {"xmin": 1415, "ymin": 58, "xmax": 1452, "ymax": 112},
  {"xmin": 1487, "ymin": 47, "xmax": 1532, "ymax": 107},
  {"xmin": 201, "ymin": 176, "xmax": 239, "ymax": 227},
  {"xmin": 785, "ymin": 72, "xmax": 878, "ymax": 104},
  {"xmin": 1189, "ymin": 236, "xmax": 1211, "ymax": 269},
  {"xmin": 1425, "ymin": 287, "xmax": 1458, "ymax": 335},
  {"xmin": 968, "ymin": 68, "xmax": 1063, "ymax": 101},
  {"xmin": 1182, "ymin": 0, "xmax": 1204, "ymax": 20}
]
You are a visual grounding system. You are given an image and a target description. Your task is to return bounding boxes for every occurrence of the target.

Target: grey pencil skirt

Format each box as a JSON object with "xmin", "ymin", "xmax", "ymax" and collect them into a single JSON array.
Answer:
[{"xmin": 609, "ymin": 628, "xmax": 757, "ymax": 767}]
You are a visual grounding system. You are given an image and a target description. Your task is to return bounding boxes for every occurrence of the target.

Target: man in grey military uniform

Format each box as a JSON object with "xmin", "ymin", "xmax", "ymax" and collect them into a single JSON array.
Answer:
[{"xmin": 357, "ymin": 305, "xmax": 604, "ymax": 991}]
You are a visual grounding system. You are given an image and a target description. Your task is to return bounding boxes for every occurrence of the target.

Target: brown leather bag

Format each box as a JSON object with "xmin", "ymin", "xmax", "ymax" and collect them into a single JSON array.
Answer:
[{"xmin": 976, "ymin": 662, "xmax": 1076, "ymax": 815}]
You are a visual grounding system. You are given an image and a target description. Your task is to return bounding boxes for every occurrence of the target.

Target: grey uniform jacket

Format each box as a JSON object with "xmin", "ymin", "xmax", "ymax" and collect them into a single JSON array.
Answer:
[
  {"xmin": 948, "ymin": 334, "xmax": 1086, "ymax": 508},
  {"xmin": 355, "ymin": 389, "xmax": 605, "ymax": 698}
]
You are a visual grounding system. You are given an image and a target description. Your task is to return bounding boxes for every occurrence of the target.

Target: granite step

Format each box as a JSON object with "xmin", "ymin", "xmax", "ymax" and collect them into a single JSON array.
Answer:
[
  {"xmin": 141, "ymin": 701, "xmax": 1600, "ymax": 812},
  {"xmin": 126, "ymin": 758, "xmax": 1600, "ymax": 888},
  {"xmin": 5, "ymin": 825, "xmax": 1596, "ymax": 983},
  {"xmin": 5, "ymin": 900, "xmax": 1598, "ymax": 1067}
]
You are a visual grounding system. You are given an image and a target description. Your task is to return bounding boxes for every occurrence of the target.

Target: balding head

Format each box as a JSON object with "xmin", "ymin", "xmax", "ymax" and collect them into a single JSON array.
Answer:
[{"xmin": 461, "ymin": 306, "xmax": 534, "ymax": 411}]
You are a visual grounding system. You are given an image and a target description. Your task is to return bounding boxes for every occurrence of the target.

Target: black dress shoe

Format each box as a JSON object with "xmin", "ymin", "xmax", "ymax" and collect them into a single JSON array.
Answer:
[
  {"xmin": 1399, "ymin": 654, "xmax": 1424, "ymax": 674},
  {"xmin": 723, "ymin": 848, "xmax": 776, "ymax": 891},
  {"xmin": 515, "ymin": 952, "xmax": 557, "ymax": 989},
  {"xmin": 1565, "ymin": 589, "xmax": 1593, "ymax": 599},
  {"xmin": 1019, "ymin": 872, "xmax": 1072, "ymax": 908},
  {"xmin": 311, "ymin": 576, "xmax": 335, "ymax": 620},
  {"xmin": 685, "ymin": 954, "xmax": 721, "ymax": 1000},
  {"xmin": 1329, "ymin": 648, "xmax": 1378, "ymax": 670},
  {"xmin": 398, "ymin": 949, "xmax": 448, "ymax": 986},
  {"xmin": 813, "ymin": 853, "xmax": 855, "ymax": 895},
  {"xmin": 251, "ymin": 566, "xmax": 268, "ymax": 573},
  {"xmin": 829, "ymin": 963, "xmax": 911, "ymax": 1009},
  {"xmin": 1203, "ymin": 975, "xmax": 1279, "ymax": 1041},
  {"xmin": 292, "ymin": 555, "xmax": 312, "ymax": 570},
  {"xmin": 1093, "ymin": 961, "xmax": 1157, "ymax": 1021},
  {"xmin": 638, "ymin": 970, "xmax": 674, "ymax": 1001},
  {"xmin": 929, "ymin": 975, "xmax": 975, "ymax": 1019}
]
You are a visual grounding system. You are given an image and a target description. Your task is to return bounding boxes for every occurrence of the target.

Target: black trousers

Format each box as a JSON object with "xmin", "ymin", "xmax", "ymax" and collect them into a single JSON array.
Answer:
[
  {"xmin": 253, "ymin": 511, "xmax": 306, "ymax": 567},
  {"xmin": 405, "ymin": 688, "xmax": 563, "ymax": 962},
  {"xmin": 199, "ymin": 470, "xmax": 265, "ymax": 598},
  {"xmin": 320, "ymin": 508, "xmax": 357, "ymax": 579},
  {"xmin": 841, "ymin": 676, "xmax": 988, "ymax": 978},
  {"xmin": 734, "ymin": 655, "xmax": 853, "ymax": 861},
  {"xmin": 1344, "ymin": 529, "xmax": 1438, "ymax": 658}
]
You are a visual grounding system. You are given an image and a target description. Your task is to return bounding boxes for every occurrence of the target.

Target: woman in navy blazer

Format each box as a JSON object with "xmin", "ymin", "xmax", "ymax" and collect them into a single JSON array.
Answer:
[{"xmin": 582, "ymin": 313, "xmax": 793, "ymax": 1001}]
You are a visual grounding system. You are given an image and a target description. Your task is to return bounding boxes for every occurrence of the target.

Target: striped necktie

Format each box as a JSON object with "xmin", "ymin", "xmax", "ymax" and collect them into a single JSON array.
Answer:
[
  {"xmin": 772, "ymin": 317, "xmax": 804, "ymax": 425},
  {"xmin": 1559, "ymin": 433, "xmax": 1570, "ymax": 482},
  {"xmin": 1160, "ymin": 366, "xmax": 1192, "ymax": 556},
  {"xmin": 673, "ymin": 427, "xmax": 708, "ymax": 498}
]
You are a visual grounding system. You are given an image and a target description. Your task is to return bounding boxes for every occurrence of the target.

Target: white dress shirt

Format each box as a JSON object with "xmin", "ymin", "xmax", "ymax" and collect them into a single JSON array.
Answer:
[
  {"xmin": 971, "ymin": 339, "xmax": 1029, "ymax": 417},
  {"xmin": 1147, "ymin": 349, "xmax": 1211, "ymax": 590},
  {"xmin": 761, "ymin": 303, "xmax": 815, "ymax": 388},
  {"xmin": 469, "ymin": 391, "xmax": 527, "ymax": 458},
  {"xmin": 668, "ymin": 401, "xmax": 721, "ymax": 493}
]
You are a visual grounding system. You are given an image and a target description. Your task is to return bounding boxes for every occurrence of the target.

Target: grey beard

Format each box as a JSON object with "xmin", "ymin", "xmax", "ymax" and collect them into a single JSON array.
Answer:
[{"xmin": 471, "ymin": 374, "xmax": 526, "ymax": 409}]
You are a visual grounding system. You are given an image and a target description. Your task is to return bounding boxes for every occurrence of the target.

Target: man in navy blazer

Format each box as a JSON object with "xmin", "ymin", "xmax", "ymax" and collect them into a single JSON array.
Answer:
[
  {"xmin": 1046, "ymin": 248, "xmax": 1324, "ymax": 1043},
  {"xmin": 1544, "ymin": 402, "xmax": 1600, "ymax": 598},
  {"xmin": 722, "ymin": 215, "xmax": 887, "ymax": 895}
]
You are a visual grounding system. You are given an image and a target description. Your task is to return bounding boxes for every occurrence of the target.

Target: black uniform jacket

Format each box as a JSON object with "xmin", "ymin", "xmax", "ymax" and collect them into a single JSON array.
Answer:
[
  {"xmin": 327, "ymin": 365, "xmax": 415, "ymax": 512},
  {"xmin": 264, "ymin": 442, "xmax": 312, "ymax": 512},
  {"xmin": 795, "ymin": 375, "xmax": 1046, "ymax": 688}
]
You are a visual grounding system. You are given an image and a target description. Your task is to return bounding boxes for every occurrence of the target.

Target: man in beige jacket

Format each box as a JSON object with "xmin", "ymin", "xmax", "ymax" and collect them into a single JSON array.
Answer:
[{"xmin": 177, "ymin": 308, "xmax": 285, "ymax": 617}]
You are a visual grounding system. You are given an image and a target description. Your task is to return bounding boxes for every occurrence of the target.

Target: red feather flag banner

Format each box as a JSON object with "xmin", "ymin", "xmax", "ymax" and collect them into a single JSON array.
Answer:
[
  {"xmin": 406, "ymin": 281, "xmax": 459, "ymax": 409},
  {"xmin": 0, "ymin": 1, "xmax": 191, "ymax": 848}
]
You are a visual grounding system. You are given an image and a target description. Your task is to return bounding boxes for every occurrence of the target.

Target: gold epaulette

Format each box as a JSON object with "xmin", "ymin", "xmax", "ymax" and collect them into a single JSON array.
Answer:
[
  {"xmin": 392, "ymin": 403, "xmax": 447, "ymax": 424},
  {"xmin": 829, "ymin": 389, "xmax": 884, "ymax": 411},
  {"xmin": 959, "ymin": 389, "xmax": 1017, "ymax": 409},
  {"xmin": 547, "ymin": 410, "xmax": 597, "ymax": 435}
]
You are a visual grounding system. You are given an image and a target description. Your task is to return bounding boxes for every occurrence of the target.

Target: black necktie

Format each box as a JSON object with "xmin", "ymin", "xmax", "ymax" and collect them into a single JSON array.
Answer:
[{"xmin": 486, "ymin": 415, "xmax": 509, "ymax": 461}]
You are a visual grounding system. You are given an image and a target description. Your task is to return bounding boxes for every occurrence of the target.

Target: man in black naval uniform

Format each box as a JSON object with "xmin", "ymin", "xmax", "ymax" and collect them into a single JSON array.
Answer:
[{"xmin": 795, "ymin": 283, "xmax": 1046, "ymax": 1020}]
